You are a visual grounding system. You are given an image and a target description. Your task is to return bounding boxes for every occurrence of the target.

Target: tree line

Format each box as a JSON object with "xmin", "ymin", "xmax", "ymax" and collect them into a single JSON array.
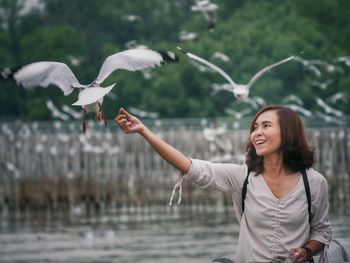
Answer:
[{"xmin": 0, "ymin": 0, "xmax": 349, "ymax": 121}]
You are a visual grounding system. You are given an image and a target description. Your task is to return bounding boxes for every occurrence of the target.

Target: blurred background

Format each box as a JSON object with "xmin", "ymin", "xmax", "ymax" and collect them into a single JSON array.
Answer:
[{"xmin": 0, "ymin": 0, "xmax": 349, "ymax": 262}]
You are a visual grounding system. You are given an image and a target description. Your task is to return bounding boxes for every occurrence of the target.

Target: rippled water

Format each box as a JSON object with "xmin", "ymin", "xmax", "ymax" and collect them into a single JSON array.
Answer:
[{"xmin": 0, "ymin": 209, "xmax": 349, "ymax": 263}]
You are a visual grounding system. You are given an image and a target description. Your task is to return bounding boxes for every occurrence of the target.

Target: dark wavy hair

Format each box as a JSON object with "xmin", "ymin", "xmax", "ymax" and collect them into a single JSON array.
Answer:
[{"xmin": 245, "ymin": 105, "xmax": 315, "ymax": 175}]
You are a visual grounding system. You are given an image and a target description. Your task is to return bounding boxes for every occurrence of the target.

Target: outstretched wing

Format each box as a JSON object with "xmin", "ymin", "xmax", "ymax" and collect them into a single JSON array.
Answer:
[
  {"xmin": 246, "ymin": 56, "xmax": 294, "ymax": 89},
  {"xmin": 6, "ymin": 61, "xmax": 81, "ymax": 96},
  {"xmin": 94, "ymin": 49, "xmax": 179, "ymax": 85},
  {"xmin": 178, "ymin": 47, "xmax": 237, "ymax": 87}
]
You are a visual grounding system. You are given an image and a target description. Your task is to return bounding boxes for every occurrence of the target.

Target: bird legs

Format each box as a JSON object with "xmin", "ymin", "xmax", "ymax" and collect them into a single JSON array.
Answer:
[
  {"xmin": 95, "ymin": 102, "xmax": 108, "ymax": 126},
  {"xmin": 81, "ymin": 103, "xmax": 107, "ymax": 133},
  {"xmin": 82, "ymin": 107, "xmax": 87, "ymax": 133}
]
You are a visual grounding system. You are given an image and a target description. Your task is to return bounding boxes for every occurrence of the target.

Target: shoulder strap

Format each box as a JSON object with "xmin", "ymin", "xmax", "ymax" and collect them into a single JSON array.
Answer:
[
  {"xmin": 301, "ymin": 169, "xmax": 312, "ymax": 224},
  {"xmin": 302, "ymin": 169, "xmax": 315, "ymax": 263},
  {"xmin": 241, "ymin": 167, "xmax": 251, "ymax": 213}
]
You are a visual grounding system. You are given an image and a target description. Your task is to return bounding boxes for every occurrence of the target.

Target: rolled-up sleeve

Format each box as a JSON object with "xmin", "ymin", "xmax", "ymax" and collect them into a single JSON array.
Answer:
[
  {"xmin": 310, "ymin": 176, "xmax": 332, "ymax": 245},
  {"xmin": 184, "ymin": 158, "xmax": 247, "ymax": 193}
]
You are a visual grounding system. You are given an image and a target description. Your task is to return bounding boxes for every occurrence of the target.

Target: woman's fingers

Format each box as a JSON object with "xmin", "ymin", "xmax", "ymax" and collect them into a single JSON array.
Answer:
[
  {"xmin": 114, "ymin": 114, "xmax": 130, "ymax": 131},
  {"xmin": 115, "ymin": 108, "xmax": 140, "ymax": 134}
]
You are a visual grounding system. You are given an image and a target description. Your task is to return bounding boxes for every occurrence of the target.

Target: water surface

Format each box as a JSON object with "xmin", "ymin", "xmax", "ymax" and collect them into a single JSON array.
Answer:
[{"xmin": 0, "ymin": 209, "xmax": 349, "ymax": 263}]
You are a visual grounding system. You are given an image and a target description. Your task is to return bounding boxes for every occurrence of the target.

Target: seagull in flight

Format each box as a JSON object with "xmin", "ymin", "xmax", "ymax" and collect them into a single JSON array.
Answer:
[
  {"xmin": 310, "ymin": 79, "xmax": 335, "ymax": 90},
  {"xmin": 335, "ymin": 56, "xmax": 350, "ymax": 67},
  {"xmin": 1, "ymin": 48, "xmax": 178, "ymax": 132},
  {"xmin": 191, "ymin": 0, "xmax": 218, "ymax": 31},
  {"xmin": 316, "ymin": 97, "xmax": 344, "ymax": 117},
  {"xmin": 178, "ymin": 47, "xmax": 294, "ymax": 101},
  {"xmin": 294, "ymin": 56, "xmax": 322, "ymax": 77}
]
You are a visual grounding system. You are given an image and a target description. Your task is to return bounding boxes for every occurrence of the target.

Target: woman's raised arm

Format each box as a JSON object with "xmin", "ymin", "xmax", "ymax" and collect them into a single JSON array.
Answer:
[{"xmin": 115, "ymin": 107, "xmax": 191, "ymax": 174}]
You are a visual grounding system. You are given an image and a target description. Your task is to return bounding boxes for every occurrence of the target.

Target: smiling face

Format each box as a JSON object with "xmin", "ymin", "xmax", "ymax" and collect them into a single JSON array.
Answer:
[{"xmin": 250, "ymin": 110, "xmax": 282, "ymax": 158}]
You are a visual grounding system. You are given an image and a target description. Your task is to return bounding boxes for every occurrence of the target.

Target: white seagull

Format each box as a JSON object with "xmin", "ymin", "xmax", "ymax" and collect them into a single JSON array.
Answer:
[
  {"xmin": 310, "ymin": 79, "xmax": 335, "ymax": 90},
  {"xmin": 294, "ymin": 56, "xmax": 322, "ymax": 77},
  {"xmin": 178, "ymin": 47, "xmax": 294, "ymax": 101},
  {"xmin": 316, "ymin": 97, "xmax": 344, "ymax": 117},
  {"xmin": 191, "ymin": 0, "xmax": 218, "ymax": 31},
  {"xmin": 335, "ymin": 56, "xmax": 350, "ymax": 67},
  {"xmin": 179, "ymin": 31, "xmax": 199, "ymax": 42},
  {"xmin": 1, "ymin": 48, "xmax": 178, "ymax": 132},
  {"xmin": 308, "ymin": 59, "xmax": 345, "ymax": 75},
  {"xmin": 282, "ymin": 94, "xmax": 304, "ymax": 106},
  {"xmin": 327, "ymin": 92, "xmax": 348, "ymax": 104},
  {"xmin": 211, "ymin": 51, "xmax": 231, "ymax": 63}
]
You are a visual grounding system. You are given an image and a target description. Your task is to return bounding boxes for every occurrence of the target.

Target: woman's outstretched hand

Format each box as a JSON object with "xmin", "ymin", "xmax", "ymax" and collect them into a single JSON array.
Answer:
[
  {"xmin": 115, "ymin": 107, "xmax": 191, "ymax": 174},
  {"xmin": 115, "ymin": 107, "xmax": 145, "ymax": 134}
]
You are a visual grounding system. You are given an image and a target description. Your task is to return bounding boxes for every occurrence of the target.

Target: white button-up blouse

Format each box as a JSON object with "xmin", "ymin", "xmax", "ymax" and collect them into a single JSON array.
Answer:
[{"xmin": 183, "ymin": 158, "xmax": 332, "ymax": 263}]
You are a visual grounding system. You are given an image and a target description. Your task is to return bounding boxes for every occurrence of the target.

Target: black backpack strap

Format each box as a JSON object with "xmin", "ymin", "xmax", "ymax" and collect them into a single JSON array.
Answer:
[
  {"xmin": 301, "ymin": 168, "xmax": 315, "ymax": 263},
  {"xmin": 301, "ymin": 169, "xmax": 312, "ymax": 224},
  {"xmin": 241, "ymin": 167, "xmax": 251, "ymax": 214}
]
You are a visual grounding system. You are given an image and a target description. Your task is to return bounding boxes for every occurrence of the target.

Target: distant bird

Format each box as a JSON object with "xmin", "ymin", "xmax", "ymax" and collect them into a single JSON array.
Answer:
[
  {"xmin": 316, "ymin": 97, "xmax": 344, "ymax": 117},
  {"xmin": 211, "ymin": 51, "xmax": 231, "ymax": 63},
  {"xmin": 67, "ymin": 55, "xmax": 82, "ymax": 66},
  {"xmin": 294, "ymin": 56, "xmax": 322, "ymax": 77},
  {"xmin": 191, "ymin": 0, "xmax": 218, "ymax": 31},
  {"xmin": 178, "ymin": 47, "xmax": 294, "ymax": 101},
  {"xmin": 1, "ymin": 48, "xmax": 179, "ymax": 132},
  {"xmin": 285, "ymin": 104, "xmax": 312, "ymax": 117},
  {"xmin": 335, "ymin": 56, "xmax": 350, "ymax": 67},
  {"xmin": 178, "ymin": 31, "xmax": 199, "ymax": 42},
  {"xmin": 308, "ymin": 59, "xmax": 345, "ymax": 74},
  {"xmin": 121, "ymin": 14, "xmax": 142, "ymax": 22},
  {"xmin": 124, "ymin": 40, "xmax": 148, "ymax": 50},
  {"xmin": 327, "ymin": 92, "xmax": 348, "ymax": 104},
  {"xmin": 310, "ymin": 79, "xmax": 335, "ymax": 90},
  {"xmin": 282, "ymin": 94, "xmax": 304, "ymax": 106}
]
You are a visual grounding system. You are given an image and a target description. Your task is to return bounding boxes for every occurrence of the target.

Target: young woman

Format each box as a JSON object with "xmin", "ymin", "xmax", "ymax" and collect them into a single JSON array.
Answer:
[{"xmin": 115, "ymin": 105, "xmax": 332, "ymax": 263}]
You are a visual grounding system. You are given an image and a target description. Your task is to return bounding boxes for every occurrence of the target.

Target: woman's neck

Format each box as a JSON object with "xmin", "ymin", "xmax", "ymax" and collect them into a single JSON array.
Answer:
[{"xmin": 263, "ymin": 153, "xmax": 285, "ymax": 177}]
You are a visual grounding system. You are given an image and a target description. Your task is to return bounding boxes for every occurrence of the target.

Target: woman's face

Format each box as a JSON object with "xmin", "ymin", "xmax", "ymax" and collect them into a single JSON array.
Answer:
[{"xmin": 250, "ymin": 110, "xmax": 282, "ymax": 157}]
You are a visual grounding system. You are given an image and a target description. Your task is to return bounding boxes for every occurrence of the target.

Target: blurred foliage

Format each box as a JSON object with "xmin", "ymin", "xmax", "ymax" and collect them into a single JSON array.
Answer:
[{"xmin": 0, "ymin": 0, "xmax": 349, "ymax": 120}]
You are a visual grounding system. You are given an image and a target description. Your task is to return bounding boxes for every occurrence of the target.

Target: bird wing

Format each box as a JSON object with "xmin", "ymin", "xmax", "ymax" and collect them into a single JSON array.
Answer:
[
  {"xmin": 180, "ymin": 48, "xmax": 237, "ymax": 87},
  {"xmin": 11, "ymin": 61, "xmax": 81, "ymax": 96},
  {"xmin": 246, "ymin": 56, "xmax": 294, "ymax": 89},
  {"xmin": 94, "ymin": 49, "xmax": 178, "ymax": 85},
  {"xmin": 72, "ymin": 83, "xmax": 115, "ymax": 106}
]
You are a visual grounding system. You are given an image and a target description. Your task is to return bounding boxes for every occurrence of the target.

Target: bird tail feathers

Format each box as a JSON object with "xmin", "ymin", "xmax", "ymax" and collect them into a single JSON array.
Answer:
[
  {"xmin": 1, "ymin": 66, "xmax": 21, "ymax": 81},
  {"xmin": 157, "ymin": 50, "xmax": 179, "ymax": 64}
]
